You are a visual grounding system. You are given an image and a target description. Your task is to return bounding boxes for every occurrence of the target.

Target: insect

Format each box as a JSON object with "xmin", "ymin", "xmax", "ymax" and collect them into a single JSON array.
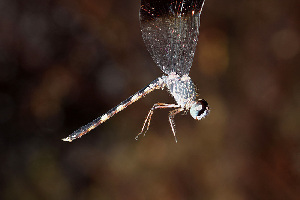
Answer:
[{"xmin": 62, "ymin": 0, "xmax": 209, "ymax": 143}]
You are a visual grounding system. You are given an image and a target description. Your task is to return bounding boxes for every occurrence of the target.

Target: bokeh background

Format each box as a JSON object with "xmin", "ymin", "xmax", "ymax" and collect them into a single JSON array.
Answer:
[{"xmin": 1, "ymin": 0, "xmax": 300, "ymax": 199}]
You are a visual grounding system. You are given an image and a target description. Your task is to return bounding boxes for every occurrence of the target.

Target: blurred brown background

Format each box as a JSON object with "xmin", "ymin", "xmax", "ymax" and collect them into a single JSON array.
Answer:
[{"xmin": 1, "ymin": 0, "xmax": 300, "ymax": 199}]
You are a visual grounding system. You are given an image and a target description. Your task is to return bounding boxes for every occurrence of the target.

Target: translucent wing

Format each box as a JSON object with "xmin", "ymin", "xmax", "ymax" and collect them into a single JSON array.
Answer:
[{"xmin": 140, "ymin": 0, "xmax": 205, "ymax": 76}]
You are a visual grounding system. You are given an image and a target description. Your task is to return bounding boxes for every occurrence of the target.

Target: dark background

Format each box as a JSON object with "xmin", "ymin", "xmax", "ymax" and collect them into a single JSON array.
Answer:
[{"xmin": 1, "ymin": 0, "xmax": 300, "ymax": 199}]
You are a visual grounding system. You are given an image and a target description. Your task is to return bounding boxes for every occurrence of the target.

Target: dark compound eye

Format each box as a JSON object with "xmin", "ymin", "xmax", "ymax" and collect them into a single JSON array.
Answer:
[{"xmin": 190, "ymin": 99, "xmax": 209, "ymax": 120}]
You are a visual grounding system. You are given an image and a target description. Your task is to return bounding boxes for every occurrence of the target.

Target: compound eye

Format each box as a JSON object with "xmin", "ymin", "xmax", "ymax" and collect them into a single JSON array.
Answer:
[{"xmin": 190, "ymin": 99, "xmax": 209, "ymax": 120}]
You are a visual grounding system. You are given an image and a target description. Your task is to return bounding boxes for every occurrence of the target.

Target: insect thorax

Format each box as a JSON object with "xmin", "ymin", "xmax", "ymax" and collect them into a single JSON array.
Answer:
[{"xmin": 163, "ymin": 73, "xmax": 197, "ymax": 108}]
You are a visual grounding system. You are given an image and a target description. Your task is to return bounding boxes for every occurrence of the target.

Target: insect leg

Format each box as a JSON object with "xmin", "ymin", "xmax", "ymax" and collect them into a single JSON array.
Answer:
[
  {"xmin": 168, "ymin": 108, "xmax": 184, "ymax": 143},
  {"xmin": 135, "ymin": 103, "xmax": 180, "ymax": 140}
]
